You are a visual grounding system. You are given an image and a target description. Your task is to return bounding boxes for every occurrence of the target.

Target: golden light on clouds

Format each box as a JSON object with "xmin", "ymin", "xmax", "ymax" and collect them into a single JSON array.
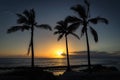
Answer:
[
  {"xmin": 3, "ymin": 40, "xmax": 80, "ymax": 58},
  {"xmin": 35, "ymin": 49, "xmax": 65, "ymax": 58},
  {"xmin": 34, "ymin": 43, "xmax": 66, "ymax": 58}
]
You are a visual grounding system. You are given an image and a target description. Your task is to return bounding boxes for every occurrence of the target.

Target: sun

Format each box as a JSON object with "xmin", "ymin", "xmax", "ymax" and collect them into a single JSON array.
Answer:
[
  {"xmin": 57, "ymin": 51, "xmax": 63, "ymax": 56},
  {"xmin": 56, "ymin": 50, "xmax": 64, "ymax": 58}
]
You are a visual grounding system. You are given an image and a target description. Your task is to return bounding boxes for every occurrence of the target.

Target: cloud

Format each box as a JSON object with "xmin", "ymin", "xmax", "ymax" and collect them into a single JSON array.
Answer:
[{"xmin": 62, "ymin": 51, "xmax": 120, "ymax": 59}]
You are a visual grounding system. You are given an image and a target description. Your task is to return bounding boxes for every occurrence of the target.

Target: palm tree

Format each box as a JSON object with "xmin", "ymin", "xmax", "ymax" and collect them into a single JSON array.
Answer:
[
  {"xmin": 7, "ymin": 9, "xmax": 52, "ymax": 68},
  {"xmin": 67, "ymin": 0, "xmax": 108, "ymax": 72},
  {"xmin": 54, "ymin": 17, "xmax": 80, "ymax": 71}
]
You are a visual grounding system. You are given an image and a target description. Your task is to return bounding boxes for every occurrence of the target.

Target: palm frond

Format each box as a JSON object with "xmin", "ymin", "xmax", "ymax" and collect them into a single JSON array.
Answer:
[
  {"xmin": 68, "ymin": 22, "xmax": 80, "ymax": 32},
  {"xmin": 30, "ymin": 9, "xmax": 35, "ymax": 23},
  {"xmin": 23, "ymin": 9, "xmax": 30, "ymax": 19},
  {"xmin": 57, "ymin": 20, "xmax": 64, "ymax": 25},
  {"xmin": 22, "ymin": 25, "xmax": 30, "ymax": 30},
  {"xmin": 20, "ymin": 25, "xmax": 30, "ymax": 31},
  {"xmin": 27, "ymin": 39, "xmax": 32, "ymax": 55},
  {"xmin": 30, "ymin": 9, "xmax": 35, "ymax": 20},
  {"xmin": 54, "ymin": 25, "xmax": 65, "ymax": 33},
  {"xmin": 22, "ymin": 9, "xmax": 36, "ymax": 25},
  {"xmin": 88, "ymin": 17, "xmax": 108, "ymax": 24},
  {"xmin": 54, "ymin": 31, "xmax": 59, "ymax": 35},
  {"xmin": 16, "ymin": 13, "xmax": 25, "ymax": 19},
  {"xmin": 54, "ymin": 25, "xmax": 62, "ymax": 29},
  {"xmin": 54, "ymin": 31, "xmax": 63, "ymax": 35},
  {"xmin": 84, "ymin": 0, "xmax": 90, "ymax": 7},
  {"xmin": 65, "ymin": 16, "xmax": 82, "ymax": 23},
  {"xmin": 71, "ymin": 4, "xmax": 87, "ymax": 19},
  {"xmin": 84, "ymin": 0, "xmax": 90, "ymax": 17},
  {"xmin": 57, "ymin": 20, "xmax": 67, "ymax": 28},
  {"xmin": 57, "ymin": 34, "xmax": 64, "ymax": 41},
  {"xmin": 7, "ymin": 25, "xmax": 30, "ymax": 33},
  {"xmin": 36, "ymin": 24, "xmax": 52, "ymax": 31},
  {"xmin": 16, "ymin": 13, "xmax": 28, "ymax": 24},
  {"xmin": 70, "ymin": 32, "xmax": 80, "ymax": 39},
  {"xmin": 90, "ymin": 26, "xmax": 98, "ymax": 42},
  {"xmin": 7, "ymin": 26, "xmax": 22, "ymax": 33},
  {"xmin": 81, "ymin": 26, "xmax": 87, "ymax": 37}
]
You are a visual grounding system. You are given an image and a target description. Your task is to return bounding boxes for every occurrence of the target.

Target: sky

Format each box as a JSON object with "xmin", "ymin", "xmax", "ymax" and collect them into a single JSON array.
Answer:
[{"xmin": 0, "ymin": 0, "xmax": 120, "ymax": 58}]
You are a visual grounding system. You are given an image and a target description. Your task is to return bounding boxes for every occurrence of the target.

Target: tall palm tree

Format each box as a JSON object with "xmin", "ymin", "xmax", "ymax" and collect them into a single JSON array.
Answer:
[
  {"xmin": 7, "ymin": 9, "xmax": 52, "ymax": 68},
  {"xmin": 67, "ymin": 0, "xmax": 108, "ymax": 72},
  {"xmin": 54, "ymin": 17, "xmax": 80, "ymax": 71}
]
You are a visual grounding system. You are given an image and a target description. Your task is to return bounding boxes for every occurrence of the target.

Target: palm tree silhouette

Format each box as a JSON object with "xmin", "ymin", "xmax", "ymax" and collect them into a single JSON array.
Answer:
[
  {"xmin": 7, "ymin": 9, "xmax": 52, "ymax": 68},
  {"xmin": 67, "ymin": 0, "xmax": 108, "ymax": 72},
  {"xmin": 54, "ymin": 17, "xmax": 80, "ymax": 71}
]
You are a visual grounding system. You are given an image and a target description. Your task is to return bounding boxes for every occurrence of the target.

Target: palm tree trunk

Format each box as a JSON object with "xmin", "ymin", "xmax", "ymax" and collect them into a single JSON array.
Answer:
[
  {"xmin": 31, "ymin": 26, "xmax": 34, "ymax": 68},
  {"xmin": 85, "ymin": 29, "xmax": 91, "ymax": 72},
  {"xmin": 65, "ymin": 35, "xmax": 71, "ymax": 71}
]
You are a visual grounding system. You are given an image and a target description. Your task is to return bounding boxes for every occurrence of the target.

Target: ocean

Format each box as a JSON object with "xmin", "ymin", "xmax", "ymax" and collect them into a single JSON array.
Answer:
[
  {"xmin": 0, "ymin": 57, "xmax": 120, "ymax": 69},
  {"xmin": 0, "ymin": 57, "xmax": 120, "ymax": 75}
]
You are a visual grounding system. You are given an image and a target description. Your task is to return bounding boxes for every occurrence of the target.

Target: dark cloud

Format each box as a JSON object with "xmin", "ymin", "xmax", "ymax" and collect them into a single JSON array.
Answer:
[{"xmin": 62, "ymin": 51, "xmax": 120, "ymax": 59}]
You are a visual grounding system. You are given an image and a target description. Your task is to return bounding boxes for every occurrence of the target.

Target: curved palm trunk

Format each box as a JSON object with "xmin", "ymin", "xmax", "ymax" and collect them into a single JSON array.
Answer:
[
  {"xmin": 31, "ymin": 26, "xmax": 34, "ymax": 68},
  {"xmin": 85, "ymin": 29, "xmax": 91, "ymax": 72},
  {"xmin": 65, "ymin": 35, "xmax": 71, "ymax": 71}
]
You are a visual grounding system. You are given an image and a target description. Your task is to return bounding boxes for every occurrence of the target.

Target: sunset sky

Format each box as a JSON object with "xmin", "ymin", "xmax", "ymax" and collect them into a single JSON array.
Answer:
[{"xmin": 0, "ymin": 0, "xmax": 120, "ymax": 58}]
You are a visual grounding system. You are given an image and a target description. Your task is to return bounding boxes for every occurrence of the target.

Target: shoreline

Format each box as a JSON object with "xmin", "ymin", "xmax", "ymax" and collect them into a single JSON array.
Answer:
[
  {"xmin": 0, "ymin": 64, "xmax": 119, "ymax": 75},
  {"xmin": 0, "ymin": 65, "xmax": 120, "ymax": 80},
  {"xmin": 0, "ymin": 64, "xmax": 105, "ymax": 70}
]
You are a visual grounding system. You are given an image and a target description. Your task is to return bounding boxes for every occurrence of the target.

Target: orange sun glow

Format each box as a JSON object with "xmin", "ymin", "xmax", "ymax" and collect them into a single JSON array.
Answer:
[{"xmin": 55, "ymin": 50, "xmax": 64, "ymax": 58}]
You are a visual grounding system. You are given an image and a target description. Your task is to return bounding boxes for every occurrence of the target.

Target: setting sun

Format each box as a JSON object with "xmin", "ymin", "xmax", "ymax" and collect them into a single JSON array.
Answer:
[
  {"xmin": 57, "ymin": 50, "xmax": 64, "ymax": 56},
  {"xmin": 55, "ymin": 50, "xmax": 65, "ymax": 58}
]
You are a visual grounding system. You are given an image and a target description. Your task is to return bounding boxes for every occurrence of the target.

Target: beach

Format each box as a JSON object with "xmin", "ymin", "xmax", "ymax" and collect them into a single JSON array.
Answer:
[{"xmin": 0, "ymin": 65, "xmax": 120, "ymax": 80}]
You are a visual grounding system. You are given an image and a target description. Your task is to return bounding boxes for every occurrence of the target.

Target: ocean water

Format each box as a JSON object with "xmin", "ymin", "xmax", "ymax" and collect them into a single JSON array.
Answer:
[
  {"xmin": 0, "ymin": 57, "xmax": 120, "ymax": 70},
  {"xmin": 0, "ymin": 57, "xmax": 120, "ymax": 75}
]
